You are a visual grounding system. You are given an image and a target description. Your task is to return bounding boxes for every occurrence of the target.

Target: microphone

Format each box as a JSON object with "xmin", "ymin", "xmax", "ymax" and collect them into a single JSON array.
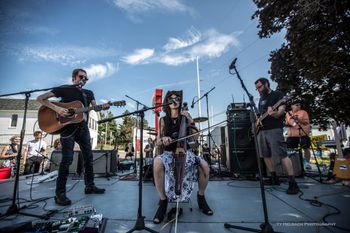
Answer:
[
  {"xmin": 171, "ymin": 99, "xmax": 178, "ymax": 105},
  {"xmin": 78, "ymin": 80, "xmax": 85, "ymax": 88},
  {"xmin": 229, "ymin": 58, "xmax": 237, "ymax": 70}
]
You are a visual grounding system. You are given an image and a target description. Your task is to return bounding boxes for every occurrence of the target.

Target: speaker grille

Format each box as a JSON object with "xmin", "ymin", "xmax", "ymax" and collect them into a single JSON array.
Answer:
[{"xmin": 226, "ymin": 109, "xmax": 258, "ymax": 174}]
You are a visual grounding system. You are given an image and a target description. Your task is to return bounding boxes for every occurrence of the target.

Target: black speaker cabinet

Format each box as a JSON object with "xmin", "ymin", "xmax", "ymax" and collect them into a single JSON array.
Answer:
[
  {"xmin": 50, "ymin": 150, "xmax": 82, "ymax": 174},
  {"xmin": 229, "ymin": 148, "xmax": 258, "ymax": 174},
  {"xmin": 226, "ymin": 109, "xmax": 258, "ymax": 174},
  {"xmin": 92, "ymin": 150, "xmax": 118, "ymax": 174}
]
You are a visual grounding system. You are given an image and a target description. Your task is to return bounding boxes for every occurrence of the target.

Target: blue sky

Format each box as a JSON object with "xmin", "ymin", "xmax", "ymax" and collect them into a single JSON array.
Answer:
[{"xmin": 0, "ymin": 0, "xmax": 285, "ymax": 127}]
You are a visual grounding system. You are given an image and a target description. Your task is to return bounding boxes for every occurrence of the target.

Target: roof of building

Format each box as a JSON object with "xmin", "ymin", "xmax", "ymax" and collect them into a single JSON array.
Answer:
[{"xmin": 0, "ymin": 98, "xmax": 41, "ymax": 111}]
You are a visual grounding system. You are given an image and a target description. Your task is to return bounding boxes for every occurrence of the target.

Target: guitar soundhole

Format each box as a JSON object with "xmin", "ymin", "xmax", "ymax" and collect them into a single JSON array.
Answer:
[{"xmin": 67, "ymin": 109, "xmax": 76, "ymax": 117}]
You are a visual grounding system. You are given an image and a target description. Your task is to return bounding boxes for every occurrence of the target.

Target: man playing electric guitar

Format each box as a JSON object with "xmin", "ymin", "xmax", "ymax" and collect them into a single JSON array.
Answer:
[
  {"xmin": 37, "ymin": 68, "xmax": 109, "ymax": 205},
  {"xmin": 255, "ymin": 78, "xmax": 300, "ymax": 194}
]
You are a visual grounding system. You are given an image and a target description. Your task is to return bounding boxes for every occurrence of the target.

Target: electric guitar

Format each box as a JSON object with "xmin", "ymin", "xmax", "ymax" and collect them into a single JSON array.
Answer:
[
  {"xmin": 38, "ymin": 100, "xmax": 126, "ymax": 136},
  {"xmin": 256, "ymin": 95, "xmax": 291, "ymax": 134}
]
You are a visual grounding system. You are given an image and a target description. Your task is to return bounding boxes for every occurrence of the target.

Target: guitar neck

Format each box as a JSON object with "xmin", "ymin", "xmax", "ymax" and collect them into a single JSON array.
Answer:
[
  {"xmin": 259, "ymin": 99, "xmax": 284, "ymax": 121},
  {"xmin": 75, "ymin": 105, "xmax": 104, "ymax": 114}
]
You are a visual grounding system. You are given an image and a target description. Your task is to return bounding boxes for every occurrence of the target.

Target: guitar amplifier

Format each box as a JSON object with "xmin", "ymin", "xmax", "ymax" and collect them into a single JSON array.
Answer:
[
  {"xmin": 333, "ymin": 158, "xmax": 350, "ymax": 179},
  {"xmin": 49, "ymin": 150, "xmax": 82, "ymax": 174},
  {"xmin": 92, "ymin": 150, "xmax": 118, "ymax": 174}
]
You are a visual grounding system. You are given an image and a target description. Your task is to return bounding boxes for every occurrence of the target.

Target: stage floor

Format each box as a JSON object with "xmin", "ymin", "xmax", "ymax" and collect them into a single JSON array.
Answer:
[{"xmin": 0, "ymin": 172, "xmax": 349, "ymax": 233}]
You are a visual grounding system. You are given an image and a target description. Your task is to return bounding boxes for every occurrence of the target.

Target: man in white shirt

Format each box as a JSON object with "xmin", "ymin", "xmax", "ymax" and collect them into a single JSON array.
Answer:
[{"xmin": 24, "ymin": 131, "xmax": 47, "ymax": 174}]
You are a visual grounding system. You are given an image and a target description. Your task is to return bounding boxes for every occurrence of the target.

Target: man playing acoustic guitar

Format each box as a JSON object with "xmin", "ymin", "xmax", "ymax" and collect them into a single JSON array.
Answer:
[
  {"xmin": 255, "ymin": 78, "xmax": 300, "ymax": 195},
  {"xmin": 37, "ymin": 68, "xmax": 110, "ymax": 205}
]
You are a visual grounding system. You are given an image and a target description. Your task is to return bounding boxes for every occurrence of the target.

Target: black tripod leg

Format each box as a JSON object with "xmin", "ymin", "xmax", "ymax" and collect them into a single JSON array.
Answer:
[{"xmin": 126, "ymin": 216, "xmax": 158, "ymax": 233}]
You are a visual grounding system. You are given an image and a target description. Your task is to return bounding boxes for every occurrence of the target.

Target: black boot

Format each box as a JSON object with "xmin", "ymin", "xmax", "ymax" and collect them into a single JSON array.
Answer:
[
  {"xmin": 85, "ymin": 185, "xmax": 106, "ymax": 194},
  {"xmin": 197, "ymin": 193, "xmax": 213, "ymax": 215},
  {"xmin": 54, "ymin": 193, "xmax": 71, "ymax": 206},
  {"xmin": 286, "ymin": 181, "xmax": 300, "ymax": 195},
  {"xmin": 153, "ymin": 198, "xmax": 168, "ymax": 224}
]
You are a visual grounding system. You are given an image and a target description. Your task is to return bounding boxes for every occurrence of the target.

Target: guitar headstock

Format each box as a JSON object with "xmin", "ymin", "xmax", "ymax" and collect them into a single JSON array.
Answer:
[
  {"xmin": 282, "ymin": 94, "xmax": 292, "ymax": 103},
  {"xmin": 108, "ymin": 100, "xmax": 126, "ymax": 107}
]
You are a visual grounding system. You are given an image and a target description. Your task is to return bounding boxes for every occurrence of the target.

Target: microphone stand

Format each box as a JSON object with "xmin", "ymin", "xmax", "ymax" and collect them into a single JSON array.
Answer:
[
  {"xmin": 224, "ymin": 59, "xmax": 279, "ymax": 233},
  {"xmin": 125, "ymin": 95, "xmax": 149, "ymax": 174},
  {"xmin": 25, "ymin": 150, "xmax": 58, "ymax": 178},
  {"xmin": 98, "ymin": 103, "xmax": 171, "ymax": 233},
  {"xmin": 192, "ymin": 87, "xmax": 215, "ymax": 170},
  {"xmin": 0, "ymin": 86, "xmax": 60, "ymax": 220}
]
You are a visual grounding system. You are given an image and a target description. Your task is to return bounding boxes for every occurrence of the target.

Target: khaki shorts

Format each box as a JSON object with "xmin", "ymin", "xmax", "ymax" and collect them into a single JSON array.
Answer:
[{"xmin": 257, "ymin": 128, "xmax": 287, "ymax": 159}]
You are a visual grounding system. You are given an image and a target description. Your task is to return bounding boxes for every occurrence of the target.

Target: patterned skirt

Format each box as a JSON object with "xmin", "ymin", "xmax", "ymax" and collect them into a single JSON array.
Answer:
[{"xmin": 158, "ymin": 150, "xmax": 200, "ymax": 202}]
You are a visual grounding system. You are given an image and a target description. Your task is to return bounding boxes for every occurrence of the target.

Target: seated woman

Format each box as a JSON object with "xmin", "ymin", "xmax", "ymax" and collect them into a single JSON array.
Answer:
[
  {"xmin": 153, "ymin": 90, "xmax": 213, "ymax": 224},
  {"xmin": 0, "ymin": 135, "xmax": 21, "ymax": 176},
  {"xmin": 125, "ymin": 142, "xmax": 135, "ymax": 160}
]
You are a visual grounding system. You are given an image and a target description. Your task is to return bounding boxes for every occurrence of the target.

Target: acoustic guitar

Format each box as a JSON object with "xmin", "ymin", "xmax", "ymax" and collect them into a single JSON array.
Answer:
[
  {"xmin": 256, "ymin": 95, "xmax": 291, "ymax": 134},
  {"xmin": 38, "ymin": 100, "xmax": 126, "ymax": 136}
]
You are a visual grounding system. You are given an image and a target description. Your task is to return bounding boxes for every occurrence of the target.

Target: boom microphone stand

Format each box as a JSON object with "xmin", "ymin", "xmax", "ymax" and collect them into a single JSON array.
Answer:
[
  {"xmin": 98, "ymin": 103, "xmax": 171, "ymax": 233},
  {"xmin": 224, "ymin": 58, "xmax": 279, "ymax": 233},
  {"xmin": 192, "ymin": 87, "xmax": 216, "ymax": 170},
  {"xmin": 0, "ymin": 87, "xmax": 58, "ymax": 219}
]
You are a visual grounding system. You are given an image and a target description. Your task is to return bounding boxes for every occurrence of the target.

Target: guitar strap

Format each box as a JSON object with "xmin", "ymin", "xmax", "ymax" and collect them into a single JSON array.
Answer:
[{"xmin": 81, "ymin": 89, "xmax": 89, "ymax": 122}]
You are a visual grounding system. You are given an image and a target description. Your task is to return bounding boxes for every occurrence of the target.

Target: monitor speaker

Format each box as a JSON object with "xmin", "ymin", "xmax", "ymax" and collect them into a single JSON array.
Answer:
[
  {"xmin": 49, "ymin": 150, "xmax": 82, "ymax": 174},
  {"xmin": 92, "ymin": 150, "xmax": 118, "ymax": 174}
]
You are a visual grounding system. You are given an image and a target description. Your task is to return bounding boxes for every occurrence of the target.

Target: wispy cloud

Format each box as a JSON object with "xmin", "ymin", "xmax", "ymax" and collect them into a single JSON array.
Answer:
[
  {"xmin": 155, "ymin": 55, "xmax": 194, "ymax": 66},
  {"xmin": 121, "ymin": 48, "xmax": 154, "ymax": 65},
  {"xmin": 64, "ymin": 62, "xmax": 119, "ymax": 84},
  {"xmin": 111, "ymin": 0, "xmax": 193, "ymax": 14},
  {"xmin": 189, "ymin": 29, "xmax": 239, "ymax": 58},
  {"xmin": 18, "ymin": 45, "xmax": 118, "ymax": 66},
  {"xmin": 121, "ymin": 28, "xmax": 239, "ymax": 66},
  {"xmin": 84, "ymin": 62, "xmax": 120, "ymax": 83},
  {"xmin": 163, "ymin": 27, "xmax": 201, "ymax": 51}
]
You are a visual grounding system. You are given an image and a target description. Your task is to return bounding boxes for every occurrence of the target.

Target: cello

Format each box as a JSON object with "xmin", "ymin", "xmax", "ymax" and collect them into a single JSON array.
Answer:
[
  {"xmin": 173, "ymin": 102, "xmax": 190, "ymax": 196},
  {"xmin": 172, "ymin": 102, "xmax": 191, "ymax": 232}
]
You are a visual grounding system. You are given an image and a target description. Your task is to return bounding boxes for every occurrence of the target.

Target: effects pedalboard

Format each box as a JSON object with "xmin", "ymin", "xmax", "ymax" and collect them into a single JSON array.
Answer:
[
  {"xmin": 32, "ymin": 205, "xmax": 105, "ymax": 233},
  {"xmin": 64, "ymin": 204, "xmax": 95, "ymax": 217}
]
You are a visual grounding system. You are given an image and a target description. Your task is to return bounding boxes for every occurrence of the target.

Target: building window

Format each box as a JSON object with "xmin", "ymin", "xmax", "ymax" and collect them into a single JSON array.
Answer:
[{"xmin": 10, "ymin": 114, "xmax": 18, "ymax": 127}]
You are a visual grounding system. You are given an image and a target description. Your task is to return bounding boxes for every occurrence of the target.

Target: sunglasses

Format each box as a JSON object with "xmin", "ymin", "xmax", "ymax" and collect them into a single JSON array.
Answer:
[
  {"xmin": 78, "ymin": 75, "xmax": 89, "ymax": 80},
  {"xmin": 256, "ymin": 85, "xmax": 263, "ymax": 90},
  {"xmin": 168, "ymin": 96, "xmax": 181, "ymax": 103}
]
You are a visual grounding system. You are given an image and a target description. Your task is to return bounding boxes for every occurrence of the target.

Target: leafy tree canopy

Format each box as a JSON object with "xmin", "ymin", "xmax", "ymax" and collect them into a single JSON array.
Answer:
[{"xmin": 252, "ymin": 0, "xmax": 350, "ymax": 128}]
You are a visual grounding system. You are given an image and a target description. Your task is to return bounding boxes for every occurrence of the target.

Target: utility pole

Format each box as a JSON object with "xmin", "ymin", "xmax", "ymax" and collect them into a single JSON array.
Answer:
[{"xmin": 196, "ymin": 56, "xmax": 203, "ymax": 154}]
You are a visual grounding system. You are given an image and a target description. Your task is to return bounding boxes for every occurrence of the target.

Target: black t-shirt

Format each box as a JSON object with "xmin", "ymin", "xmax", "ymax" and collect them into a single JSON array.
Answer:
[
  {"xmin": 163, "ymin": 117, "xmax": 181, "ymax": 152},
  {"xmin": 51, "ymin": 85, "xmax": 95, "ymax": 106},
  {"xmin": 258, "ymin": 90, "xmax": 284, "ymax": 130}
]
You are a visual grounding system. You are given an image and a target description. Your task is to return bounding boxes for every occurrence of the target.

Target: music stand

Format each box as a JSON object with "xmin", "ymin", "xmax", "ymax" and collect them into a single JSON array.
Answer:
[
  {"xmin": 0, "ymin": 87, "xmax": 58, "ymax": 219},
  {"xmin": 98, "ymin": 102, "xmax": 171, "ymax": 233},
  {"xmin": 224, "ymin": 59, "xmax": 280, "ymax": 233}
]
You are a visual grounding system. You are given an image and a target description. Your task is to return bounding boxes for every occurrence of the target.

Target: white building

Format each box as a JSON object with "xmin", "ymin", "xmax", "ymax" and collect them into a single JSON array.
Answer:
[{"xmin": 0, "ymin": 98, "xmax": 100, "ymax": 149}]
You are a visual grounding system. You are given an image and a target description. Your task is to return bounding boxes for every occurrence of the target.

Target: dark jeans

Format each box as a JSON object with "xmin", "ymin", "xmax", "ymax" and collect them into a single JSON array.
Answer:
[
  {"xmin": 56, "ymin": 124, "xmax": 94, "ymax": 195},
  {"xmin": 24, "ymin": 156, "xmax": 43, "ymax": 174}
]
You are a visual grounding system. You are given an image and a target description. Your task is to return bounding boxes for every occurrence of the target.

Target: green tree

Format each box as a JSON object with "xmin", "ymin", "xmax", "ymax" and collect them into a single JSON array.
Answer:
[
  {"xmin": 252, "ymin": 0, "xmax": 350, "ymax": 128},
  {"xmin": 98, "ymin": 111, "xmax": 117, "ymax": 145},
  {"xmin": 118, "ymin": 110, "xmax": 149, "ymax": 148}
]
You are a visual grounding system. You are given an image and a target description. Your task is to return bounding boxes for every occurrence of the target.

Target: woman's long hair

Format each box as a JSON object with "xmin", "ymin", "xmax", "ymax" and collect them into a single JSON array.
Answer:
[{"xmin": 162, "ymin": 90, "xmax": 183, "ymax": 136}]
